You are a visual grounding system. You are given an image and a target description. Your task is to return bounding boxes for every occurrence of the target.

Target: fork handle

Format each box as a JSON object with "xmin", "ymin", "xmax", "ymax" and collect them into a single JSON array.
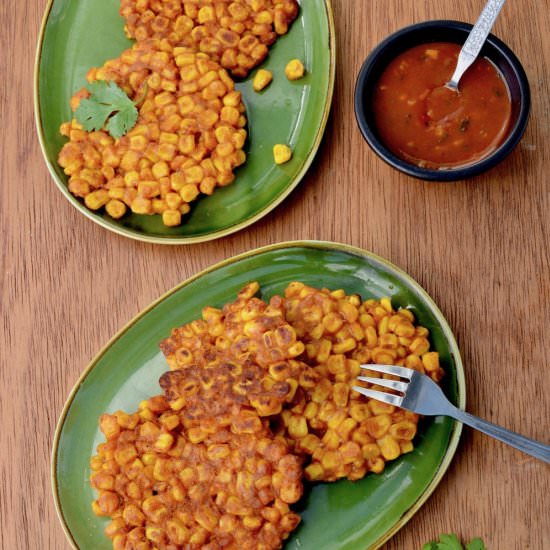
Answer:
[{"xmin": 452, "ymin": 408, "xmax": 550, "ymax": 464}]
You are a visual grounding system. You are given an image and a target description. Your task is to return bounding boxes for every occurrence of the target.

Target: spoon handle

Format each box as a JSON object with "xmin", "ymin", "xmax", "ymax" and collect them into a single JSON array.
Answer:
[{"xmin": 448, "ymin": 0, "xmax": 507, "ymax": 89}]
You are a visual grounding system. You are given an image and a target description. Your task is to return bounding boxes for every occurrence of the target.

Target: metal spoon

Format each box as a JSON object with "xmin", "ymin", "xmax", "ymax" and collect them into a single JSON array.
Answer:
[{"xmin": 446, "ymin": 0, "xmax": 507, "ymax": 92}]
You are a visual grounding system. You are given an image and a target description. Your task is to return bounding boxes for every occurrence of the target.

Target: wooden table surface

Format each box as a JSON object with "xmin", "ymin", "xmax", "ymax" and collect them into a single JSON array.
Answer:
[{"xmin": 2, "ymin": 0, "xmax": 549, "ymax": 548}]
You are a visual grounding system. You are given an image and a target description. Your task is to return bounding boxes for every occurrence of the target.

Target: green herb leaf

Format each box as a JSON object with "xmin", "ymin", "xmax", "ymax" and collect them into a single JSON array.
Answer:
[
  {"xmin": 74, "ymin": 80, "xmax": 138, "ymax": 139},
  {"xmin": 74, "ymin": 97, "xmax": 114, "ymax": 133},
  {"xmin": 466, "ymin": 538, "xmax": 487, "ymax": 550},
  {"xmin": 105, "ymin": 106, "xmax": 138, "ymax": 140},
  {"xmin": 422, "ymin": 533, "xmax": 487, "ymax": 550},
  {"xmin": 436, "ymin": 534, "xmax": 464, "ymax": 550}
]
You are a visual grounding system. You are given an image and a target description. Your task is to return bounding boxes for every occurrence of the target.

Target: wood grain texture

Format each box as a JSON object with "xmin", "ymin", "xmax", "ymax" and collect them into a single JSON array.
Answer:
[{"xmin": 2, "ymin": 0, "xmax": 549, "ymax": 548}]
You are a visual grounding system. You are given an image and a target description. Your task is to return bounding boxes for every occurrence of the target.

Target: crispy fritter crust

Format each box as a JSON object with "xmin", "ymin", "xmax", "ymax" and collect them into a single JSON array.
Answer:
[
  {"xmin": 58, "ymin": 39, "xmax": 247, "ymax": 226},
  {"xmin": 90, "ymin": 395, "xmax": 302, "ymax": 549},
  {"xmin": 120, "ymin": 0, "xmax": 299, "ymax": 77},
  {"xmin": 159, "ymin": 282, "xmax": 306, "ymax": 420},
  {"xmin": 158, "ymin": 281, "xmax": 445, "ymax": 482},
  {"xmin": 90, "ymin": 282, "xmax": 446, "ymax": 548},
  {"xmin": 279, "ymin": 282, "xmax": 445, "ymax": 482}
]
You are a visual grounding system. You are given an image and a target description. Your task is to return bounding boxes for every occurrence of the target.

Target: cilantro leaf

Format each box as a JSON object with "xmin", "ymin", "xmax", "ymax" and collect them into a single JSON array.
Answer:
[
  {"xmin": 466, "ymin": 538, "xmax": 487, "ymax": 550},
  {"xmin": 437, "ymin": 534, "xmax": 464, "ymax": 550},
  {"xmin": 105, "ymin": 102, "xmax": 138, "ymax": 139},
  {"xmin": 74, "ymin": 80, "xmax": 138, "ymax": 139},
  {"xmin": 87, "ymin": 80, "xmax": 130, "ymax": 105},
  {"xmin": 74, "ymin": 97, "xmax": 114, "ymax": 133},
  {"xmin": 422, "ymin": 533, "xmax": 487, "ymax": 550}
]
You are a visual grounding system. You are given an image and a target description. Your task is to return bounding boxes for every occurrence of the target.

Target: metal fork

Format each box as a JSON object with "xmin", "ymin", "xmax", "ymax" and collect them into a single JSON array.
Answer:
[{"xmin": 353, "ymin": 364, "xmax": 550, "ymax": 464}]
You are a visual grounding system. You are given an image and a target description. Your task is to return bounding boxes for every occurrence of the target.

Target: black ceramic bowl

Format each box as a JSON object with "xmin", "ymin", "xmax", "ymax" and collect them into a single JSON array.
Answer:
[{"xmin": 354, "ymin": 20, "xmax": 531, "ymax": 181}]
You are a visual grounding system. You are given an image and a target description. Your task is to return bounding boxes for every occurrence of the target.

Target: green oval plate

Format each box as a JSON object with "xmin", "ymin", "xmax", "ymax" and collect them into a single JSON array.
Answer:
[
  {"xmin": 52, "ymin": 241, "xmax": 465, "ymax": 549},
  {"xmin": 35, "ymin": 1, "xmax": 335, "ymax": 244}
]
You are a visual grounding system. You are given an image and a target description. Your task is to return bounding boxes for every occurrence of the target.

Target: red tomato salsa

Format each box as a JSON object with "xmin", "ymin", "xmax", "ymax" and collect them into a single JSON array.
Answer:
[{"xmin": 372, "ymin": 42, "xmax": 512, "ymax": 169}]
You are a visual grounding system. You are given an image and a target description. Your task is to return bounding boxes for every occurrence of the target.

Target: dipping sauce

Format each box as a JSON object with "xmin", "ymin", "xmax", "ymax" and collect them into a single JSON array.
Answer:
[{"xmin": 373, "ymin": 42, "xmax": 512, "ymax": 169}]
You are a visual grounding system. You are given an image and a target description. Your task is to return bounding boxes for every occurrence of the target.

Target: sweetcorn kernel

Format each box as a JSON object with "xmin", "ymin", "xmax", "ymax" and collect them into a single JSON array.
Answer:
[
  {"xmin": 105, "ymin": 199, "xmax": 127, "ymax": 219},
  {"xmin": 377, "ymin": 435, "xmax": 401, "ymax": 460},
  {"xmin": 304, "ymin": 463, "xmax": 324, "ymax": 481},
  {"xmin": 422, "ymin": 351, "xmax": 440, "ymax": 372},
  {"xmin": 273, "ymin": 144, "xmax": 292, "ymax": 165},
  {"xmin": 253, "ymin": 69, "xmax": 273, "ymax": 91},
  {"xmin": 285, "ymin": 59, "xmax": 305, "ymax": 80},
  {"xmin": 130, "ymin": 197, "xmax": 152, "ymax": 215},
  {"xmin": 180, "ymin": 184, "xmax": 200, "ymax": 202},
  {"xmin": 85, "ymin": 190, "xmax": 109, "ymax": 210}
]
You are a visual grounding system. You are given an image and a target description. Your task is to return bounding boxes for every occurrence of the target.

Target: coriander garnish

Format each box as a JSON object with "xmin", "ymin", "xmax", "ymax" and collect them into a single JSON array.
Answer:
[
  {"xmin": 422, "ymin": 533, "xmax": 487, "ymax": 550},
  {"xmin": 74, "ymin": 80, "xmax": 139, "ymax": 139}
]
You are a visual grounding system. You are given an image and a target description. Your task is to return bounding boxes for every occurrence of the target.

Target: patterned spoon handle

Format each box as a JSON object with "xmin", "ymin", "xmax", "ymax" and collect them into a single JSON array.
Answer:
[{"xmin": 447, "ymin": 0, "xmax": 507, "ymax": 91}]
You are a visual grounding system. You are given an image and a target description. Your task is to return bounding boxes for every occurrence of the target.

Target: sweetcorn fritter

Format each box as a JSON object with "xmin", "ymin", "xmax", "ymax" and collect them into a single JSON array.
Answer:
[
  {"xmin": 90, "ymin": 282, "xmax": 445, "ymax": 547},
  {"xmin": 120, "ymin": 0, "xmax": 299, "ymax": 77},
  {"xmin": 279, "ymin": 282, "xmax": 444, "ymax": 481},
  {"xmin": 160, "ymin": 283, "xmax": 305, "ymax": 374},
  {"xmin": 59, "ymin": 0, "xmax": 300, "ymax": 226},
  {"xmin": 91, "ymin": 395, "xmax": 302, "ymax": 550},
  {"xmin": 58, "ymin": 39, "xmax": 247, "ymax": 227},
  {"xmin": 158, "ymin": 281, "xmax": 444, "ymax": 482},
  {"xmin": 159, "ymin": 282, "xmax": 311, "ymax": 431}
]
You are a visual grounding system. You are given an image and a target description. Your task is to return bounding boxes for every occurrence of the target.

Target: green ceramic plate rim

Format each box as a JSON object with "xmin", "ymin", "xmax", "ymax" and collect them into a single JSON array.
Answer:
[
  {"xmin": 33, "ymin": 1, "xmax": 336, "ymax": 245},
  {"xmin": 51, "ymin": 240, "xmax": 465, "ymax": 549}
]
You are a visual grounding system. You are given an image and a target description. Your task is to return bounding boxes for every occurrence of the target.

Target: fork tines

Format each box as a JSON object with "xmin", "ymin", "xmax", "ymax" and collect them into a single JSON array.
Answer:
[
  {"xmin": 358, "ymin": 363, "xmax": 415, "ymax": 378},
  {"xmin": 351, "ymin": 385, "xmax": 404, "ymax": 406},
  {"xmin": 352, "ymin": 363, "xmax": 413, "ymax": 407},
  {"xmin": 356, "ymin": 376, "xmax": 408, "ymax": 392}
]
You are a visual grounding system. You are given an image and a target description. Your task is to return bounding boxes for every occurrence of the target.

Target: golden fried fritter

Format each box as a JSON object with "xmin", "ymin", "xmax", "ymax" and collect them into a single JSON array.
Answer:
[
  {"xmin": 159, "ymin": 359, "xmax": 299, "ymax": 429},
  {"xmin": 278, "ymin": 282, "xmax": 445, "ymax": 482},
  {"xmin": 160, "ymin": 281, "xmax": 444, "ymax": 482},
  {"xmin": 120, "ymin": 0, "xmax": 299, "ymax": 77},
  {"xmin": 58, "ymin": 39, "xmax": 247, "ymax": 226},
  {"xmin": 90, "ymin": 282, "xmax": 448, "ymax": 548},
  {"xmin": 159, "ymin": 282, "xmax": 307, "ymax": 420},
  {"xmin": 90, "ymin": 395, "xmax": 302, "ymax": 550}
]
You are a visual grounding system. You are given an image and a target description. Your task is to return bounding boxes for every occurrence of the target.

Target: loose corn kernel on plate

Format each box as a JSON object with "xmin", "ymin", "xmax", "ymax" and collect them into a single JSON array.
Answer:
[
  {"xmin": 52, "ymin": 241, "xmax": 465, "ymax": 550},
  {"xmin": 35, "ymin": 0, "xmax": 335, "ymax": 244}
]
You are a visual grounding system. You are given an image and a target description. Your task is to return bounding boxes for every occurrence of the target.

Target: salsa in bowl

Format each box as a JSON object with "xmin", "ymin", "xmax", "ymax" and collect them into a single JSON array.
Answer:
[{"xmin": 354, "ymin": 20, "xmax": 530, "ymax": 181}]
